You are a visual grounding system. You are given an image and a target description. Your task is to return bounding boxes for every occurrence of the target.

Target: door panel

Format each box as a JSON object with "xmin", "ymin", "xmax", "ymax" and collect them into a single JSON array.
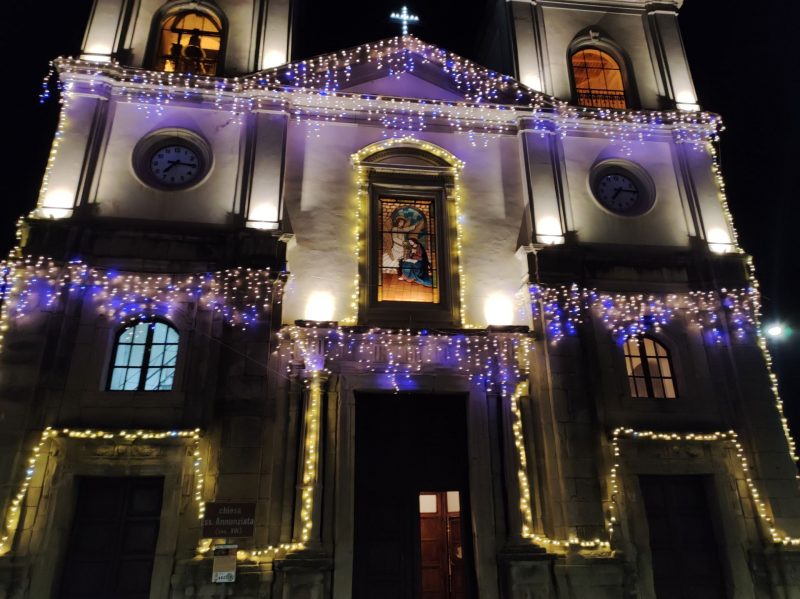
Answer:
[
  {"xmin": 353, "ymin": 394, "xmax": 476, "ymax": 599},
  {"xmin": 59, "ymin": 477, "xmax": 164, "ymax": 599},
  {"xmin": 639, "ymin": 475, "xmax": 727, "ymax": 599}
]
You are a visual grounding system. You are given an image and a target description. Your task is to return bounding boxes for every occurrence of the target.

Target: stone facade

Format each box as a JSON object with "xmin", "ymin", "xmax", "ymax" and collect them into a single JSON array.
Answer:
[{"xmin": 0, "ymin": 0, "xmax": 798, "ymax": 597}]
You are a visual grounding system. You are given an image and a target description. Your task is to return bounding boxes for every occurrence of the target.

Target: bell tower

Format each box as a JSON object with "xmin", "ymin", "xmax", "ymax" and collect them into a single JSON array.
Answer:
[
  {"xmin": 80, "ymin": 0, "xmax": 293, "ymax": 73},
  {"xmin": 501, "ymin": 0, "xmax": 698, "ymax": 110}
]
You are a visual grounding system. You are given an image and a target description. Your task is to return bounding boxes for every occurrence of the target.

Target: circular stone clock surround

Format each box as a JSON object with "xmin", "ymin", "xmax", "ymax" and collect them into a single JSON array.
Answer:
[
  {"xmin": 589, "ymin": 159, "xmax": 656, "ymax": 217},
  {"xmin": 132, "ymin": 128, "xmax": 213, "ymax": 191}
]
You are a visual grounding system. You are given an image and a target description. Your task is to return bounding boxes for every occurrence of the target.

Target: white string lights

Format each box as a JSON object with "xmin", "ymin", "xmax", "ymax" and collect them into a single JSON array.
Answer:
[
  {"xmin": 0, "ymin": 428, "xmax": 202, "ymax": 556},
  {"xmin": 530, "ymin": 284, "xmax": 758, "ymax": 344},
  {"xmin": 40, "ymin": 37, "xmax": 722, "ymax": 152},
  {"xmin": 0, "ymin": 256, "xmax": 286, "ymax": 330}
]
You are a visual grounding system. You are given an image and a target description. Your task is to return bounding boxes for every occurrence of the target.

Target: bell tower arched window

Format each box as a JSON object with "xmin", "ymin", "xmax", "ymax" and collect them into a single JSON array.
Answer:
[
  {"xmin": 108, "ymin": 320, "xmax": 179, "ymax": 391},
  {"xmin": 623, "ymin": 336, "xmax": 677, "ymax": 398},
  {"xmin": 154, "ymin": 8, "xmax": 223, "ymax": 75},
  {"xmin": 570, "ymin": 48, "xmax": 627, "ymax": 109}
]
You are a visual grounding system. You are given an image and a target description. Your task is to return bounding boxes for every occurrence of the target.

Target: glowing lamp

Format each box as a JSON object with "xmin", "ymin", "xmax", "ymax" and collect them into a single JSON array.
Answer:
[
  {"xmin": 520, "ymin": 74, "xmax": 542, "ymax": 92},
  {"xmin": 536, "ymin": 217, "xmax": 564, "ymax": 245},
  {"xmin": 247, "ymin": 203, "xmax": 279, "ymax": 230},
  {"xmin": 484, "ymin": 292, "xmax": 514, "ymax": 327},
  {"xmin": 79, "ymin": 53, "xmax": 112, "ymax": 63},
  {"xmin": 675, "ymin": 91, "xmax": 699, "ymax": 112},
  {"xmin": 262, "ymin": 50, "xmax": 287, "ymax": 70},
  {"xmin": 304, "ymin": 291, "xmax": 335, "ymax": 322},
  {"xmin": 765, "ymin": 323, "xmax": 791, "ymax": 341},
  {"xmin": 707, "ymin": 228, "xmax": 733, "ymax": 254}
]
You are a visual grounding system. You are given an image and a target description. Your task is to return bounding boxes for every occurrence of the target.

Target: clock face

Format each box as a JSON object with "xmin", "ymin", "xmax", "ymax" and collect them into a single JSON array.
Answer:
[
  {"xmin": 595, "ymin": 172, "xmax": 642, "ymax": 214},
  {"xmin": 149, "ymin": 144, "xmax": 201, "ymax": 187}
]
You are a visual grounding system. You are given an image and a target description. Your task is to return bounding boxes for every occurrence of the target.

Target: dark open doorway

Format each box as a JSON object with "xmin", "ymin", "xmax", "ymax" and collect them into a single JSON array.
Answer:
[
  {"xmin": 353, "ymin": 393, "xmax": 477, "ymax": 599},
  {"xmin": 639, "ymin": 475, "xmax": 728, "ymax": 598}
]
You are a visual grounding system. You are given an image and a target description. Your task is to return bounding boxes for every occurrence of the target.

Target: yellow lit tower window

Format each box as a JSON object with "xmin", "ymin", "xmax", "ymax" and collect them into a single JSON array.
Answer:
[
  {"xmin": 571, "ymin": 48, "xmax": 627, "ymax": 109},
  {"xmin": 157, "ymin": 11, "xmax": 222, "ymax": 75},
  {"xmin": 623, "ymin": 336, "xmax": 677, "ymax": 399}
]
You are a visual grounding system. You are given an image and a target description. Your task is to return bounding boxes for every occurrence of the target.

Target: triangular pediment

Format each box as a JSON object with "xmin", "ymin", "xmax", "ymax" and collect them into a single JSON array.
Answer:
[{"xmin": 255, "ymin": 36, "xmax": 554, "ymax": 108}]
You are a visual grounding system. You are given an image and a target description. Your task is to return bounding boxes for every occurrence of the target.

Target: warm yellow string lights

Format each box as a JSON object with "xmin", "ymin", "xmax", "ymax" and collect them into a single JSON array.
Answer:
[
  {"xmin": 706, "ymin": 142, "xmax": 797, "ymax": 465},
  {"xmin": 234, "ymin": 362, "xmax": 322, "ymax": 561},
  {"xmin": 0, "ymin": 427, "xmax": 202, "ymax": 557},
  {"xmin": 348, "ymin": 137, "xmax": 468, "ymax": 326},
  {"xmin": 609, "ymin": 429, "xmax": 800, "ymax": 546}
]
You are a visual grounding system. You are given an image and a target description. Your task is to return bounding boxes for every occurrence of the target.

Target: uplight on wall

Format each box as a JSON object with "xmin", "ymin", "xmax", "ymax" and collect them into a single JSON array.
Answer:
[
  {"xmin": 675, "ymin": 91, "xmax": 699, "ymax": 112},
  {"xmin": 262, "ymin": 50, "xmax": 287, "ymax": 70},
  {"xmin": 484, "ymin": 292, "xmax": 514, "ymax": 326},
  {"xmin": 707, "ymin": 227, "xmax": 733, "ymax": 254},
  {"xmin": 520, "ymin": 73, "xmax": 542, "ymax": 92},
  {"xmin": 37, "ymin": 189, "xmax": 74, "ymax": 219},
  {"xmin": 304, "ymin": 291, "xmax": 335, "ymax": 322},
  {"xmin": 246, "ymin": 203, "xmax": 280, "ymax": 230},
  {"xmin": 536, "ymin": 217, "xmax": 564, "ymax": 245}
]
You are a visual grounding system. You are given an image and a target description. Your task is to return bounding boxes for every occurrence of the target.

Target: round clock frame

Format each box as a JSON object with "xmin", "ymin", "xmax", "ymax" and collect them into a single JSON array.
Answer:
[
  {"xmin": 589, "ymin": 160, "xmax": 656, "ymax": 217},
  {"xmin": 132, "ymin": 129, "xmax": 212, "ymax": 191}
]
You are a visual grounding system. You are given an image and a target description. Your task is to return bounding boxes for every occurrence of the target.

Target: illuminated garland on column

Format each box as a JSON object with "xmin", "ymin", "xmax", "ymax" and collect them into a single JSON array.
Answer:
[
  {"xmin": 704, "ymin": 141, "xmax": 798, "ymax": 464},
  {"xmin": 234, "ymin": 370, "xmax": 322, "ymax": 561},
  {"xmin": 609, "ymin": 429, "xmax": 800, "ymax": 546},
  {"xmin": 348, "ymin": 137, "xmax": 468, "ymax": 327},
  {"xmin": 0, "ymin": 428, "xmax": 202, "ymax": 556}
]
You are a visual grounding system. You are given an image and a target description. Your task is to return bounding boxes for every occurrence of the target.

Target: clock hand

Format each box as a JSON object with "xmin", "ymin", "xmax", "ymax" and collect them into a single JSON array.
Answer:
[
  {"xmin": 612, "ymin": 187, "xmax": 623, "ymax": 199},
  {"xmin": 163, "ymin": 160, "xmax": 179, "ymax": 173}
]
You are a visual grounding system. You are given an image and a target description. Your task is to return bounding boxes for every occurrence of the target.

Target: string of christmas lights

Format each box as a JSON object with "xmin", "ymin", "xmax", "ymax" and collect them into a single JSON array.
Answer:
[
  {"xmin": 609, "ymin": 429, "xmax": 800, "ymax": 546},
  {"xmin": 40, "ymin": 37, "xmax": 722, "ymax": 148},
  {"xmin": 0, "ymin": 428, "xmax": 202, "ymax": 556},
  {"xmin": 277, "ymin": 325, "xmax": 532, "ymax": 395},
  {"xmin": 347, "ymin": 137, "xmax": 468, "ymax": 326},
  {"xmin": 0, "ymin": 256, "xmax": 286, "ymax": 330},
  {"xmin": 530, "ymin": 284, "xmax": 758, "ymax": 344}
]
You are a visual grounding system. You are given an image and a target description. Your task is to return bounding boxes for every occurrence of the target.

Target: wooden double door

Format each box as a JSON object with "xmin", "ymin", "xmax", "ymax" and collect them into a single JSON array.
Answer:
[
  {"xmin": 58, "ymin": 477, "xmax": 164, "ymax": 599},
  {"xmin": 353, "ymin": 393, "xmax": 476, "ymax": 599}
]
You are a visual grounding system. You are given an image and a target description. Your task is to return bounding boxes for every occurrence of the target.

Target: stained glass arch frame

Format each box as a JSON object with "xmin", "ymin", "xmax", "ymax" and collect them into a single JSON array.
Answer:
[{"xmin": 353, "ymin": 140, "xmax": 463, "ymax": 328}]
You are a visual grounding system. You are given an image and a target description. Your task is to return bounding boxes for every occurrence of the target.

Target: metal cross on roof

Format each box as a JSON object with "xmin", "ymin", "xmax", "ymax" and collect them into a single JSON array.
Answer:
[{"xmin": 390, "ymin": 6, "xmax": 419, "ymax": 36}]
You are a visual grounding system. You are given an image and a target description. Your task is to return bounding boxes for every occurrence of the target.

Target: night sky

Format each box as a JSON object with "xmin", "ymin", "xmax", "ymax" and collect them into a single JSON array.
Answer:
[{"xmin": 2, "ymin": 2, "xmax": 798, "ymax": 445}]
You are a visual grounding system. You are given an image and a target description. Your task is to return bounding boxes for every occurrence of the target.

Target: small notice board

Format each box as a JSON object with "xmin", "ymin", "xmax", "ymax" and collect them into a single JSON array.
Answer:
[
  {"xmin": 211, "ymin": 544, "xmax": 237, "ymax": 583},
  {"xmin": 202, "ymin": 502, "xmax": 256, "ymax": 538}
]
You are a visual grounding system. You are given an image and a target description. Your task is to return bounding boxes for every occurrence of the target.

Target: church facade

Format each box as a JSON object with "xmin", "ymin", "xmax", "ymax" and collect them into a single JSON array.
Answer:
[{"xmin": 1, "ymin": 0, "xmax": 799, "ymax": 597}]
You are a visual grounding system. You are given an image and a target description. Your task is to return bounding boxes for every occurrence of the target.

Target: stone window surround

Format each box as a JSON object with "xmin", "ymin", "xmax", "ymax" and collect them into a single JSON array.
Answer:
[
  {"xmin": 358, "ymin": 151, "xmax": 461, "ymax": 328},
  {"xmin": 567, "ymin": 28, "xmax": 641, "ymax": 110},
  {"xmin": 143, "ymin": 1, "xmax": 229, "ymax": 75}
]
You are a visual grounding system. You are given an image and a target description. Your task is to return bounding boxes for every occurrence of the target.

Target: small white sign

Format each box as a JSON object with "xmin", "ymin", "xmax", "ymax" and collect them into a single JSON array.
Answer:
[{"xmin": 212, "ymin": 544, "xmax": 237, "ymax": 583}]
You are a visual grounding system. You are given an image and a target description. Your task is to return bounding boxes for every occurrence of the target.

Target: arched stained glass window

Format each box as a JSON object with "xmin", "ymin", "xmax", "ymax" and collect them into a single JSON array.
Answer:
[
  {"xmin": 623, "ymin": 336, "xmax": 677, "ymax": 398},
  {"xmin": 108, "ymin": 320, "xmax": 179, "ymax": 391},
  {"xmin": 571, "ymin": 48, "xmax": 627, "ymax": 109},
  {"xmin": 155, "ymin": 10, "xmax": 222, "ymax": 75}
]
